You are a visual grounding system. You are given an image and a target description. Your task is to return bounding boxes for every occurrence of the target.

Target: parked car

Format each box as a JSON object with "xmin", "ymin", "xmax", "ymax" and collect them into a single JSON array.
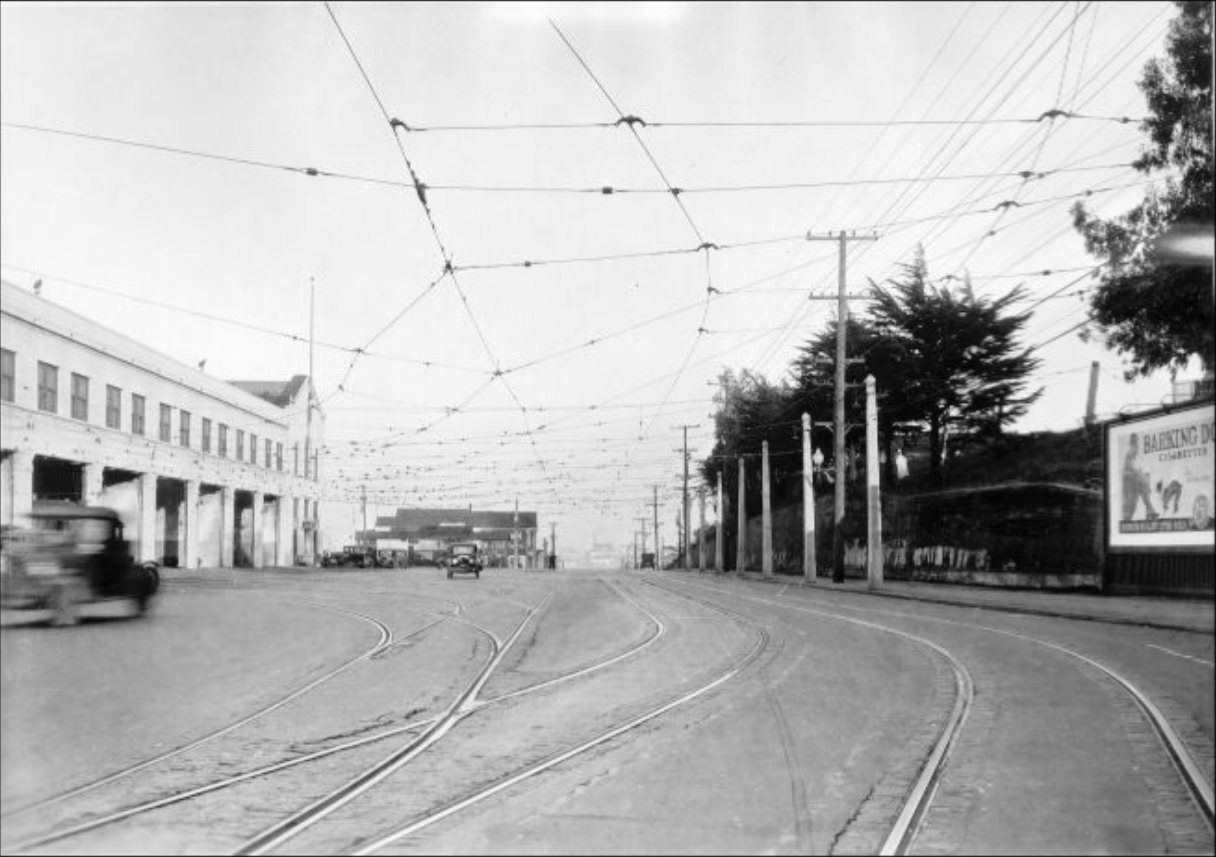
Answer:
[
  {"xmin": 446, "ymin": 543, "xmax": 482, "ymax": 579},
  {"xmin": 0, "ymin": 504, "xmax": 159, "ymax": 626}
]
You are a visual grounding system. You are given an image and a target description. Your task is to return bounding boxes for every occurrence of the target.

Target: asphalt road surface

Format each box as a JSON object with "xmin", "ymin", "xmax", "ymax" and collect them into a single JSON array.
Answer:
[{"xmin": 1, "ymin": 566, "xmax": 1212, "ymax": 855}]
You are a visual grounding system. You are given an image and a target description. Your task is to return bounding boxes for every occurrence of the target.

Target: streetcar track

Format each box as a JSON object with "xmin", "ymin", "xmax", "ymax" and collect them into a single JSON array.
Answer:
[
  {"xmin": 643, "ymin": 576, "xmax": 974, "ymax": 856},
  {"xmin": 3, "ymin": 579, "xmax": 671, "ymax": 854},
  {"xmin": 348, "ymin": 580, "xmax": 772, "ymax": 855},
  {"xmin": 0, "ymin": 598, "xmax": 396, "ymax": 822},
  {"xmin": 669, "ymin": 573, "xmax": 1214, "ymax": 848},
  {"xmin": 231, "ymin": 593, "xmax": 555, "ymax": 855}
]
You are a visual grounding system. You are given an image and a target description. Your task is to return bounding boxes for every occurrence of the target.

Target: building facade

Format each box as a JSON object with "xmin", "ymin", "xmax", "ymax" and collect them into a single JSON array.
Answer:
[
  {"xmin": 1, "ymin": 278, "xmax": 323, "ymax": 568},
  {"xmin": 369, "ymin": 507, "xmax": 540, "ymax": 567}
]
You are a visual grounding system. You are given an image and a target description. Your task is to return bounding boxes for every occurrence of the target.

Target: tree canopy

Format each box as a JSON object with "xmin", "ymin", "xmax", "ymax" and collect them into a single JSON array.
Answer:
[{"xmin": 1071, "ymin": 0, "xmax": 1214, "ymax": 379}]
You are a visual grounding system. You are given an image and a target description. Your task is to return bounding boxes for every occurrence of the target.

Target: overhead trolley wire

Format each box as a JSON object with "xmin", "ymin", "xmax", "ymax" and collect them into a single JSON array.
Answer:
[
  {"xmin": 392, "ymin": 111, "xmax": 1141, "ymax": 133},
  {"xmin": 324, "ymin": 2, "xmax": 556, "ymax": 492}
]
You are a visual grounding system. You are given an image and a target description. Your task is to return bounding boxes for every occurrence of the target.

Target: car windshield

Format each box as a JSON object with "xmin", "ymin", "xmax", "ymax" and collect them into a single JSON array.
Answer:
[{"xmin": 452, "ymin": 545, "xmax": 476, "ymax": 556}]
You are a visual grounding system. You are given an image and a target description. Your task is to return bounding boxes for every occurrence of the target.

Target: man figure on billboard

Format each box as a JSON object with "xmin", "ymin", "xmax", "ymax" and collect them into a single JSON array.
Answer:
[{"xmin": 1122, "ymin": 432, "xmax": 1159, "ymax": 521}]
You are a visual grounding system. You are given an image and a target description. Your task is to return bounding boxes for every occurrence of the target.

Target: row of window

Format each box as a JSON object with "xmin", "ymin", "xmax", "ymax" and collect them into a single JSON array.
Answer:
[{"xmin": 1, "ymin": 348, "xmax": 316, "ymax": 476}]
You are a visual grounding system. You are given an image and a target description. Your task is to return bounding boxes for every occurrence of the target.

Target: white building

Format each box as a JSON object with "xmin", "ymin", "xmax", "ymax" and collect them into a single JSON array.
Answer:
[{"xmin": 0, "ymin": 278, "xmax": 324, "ymax": 568}]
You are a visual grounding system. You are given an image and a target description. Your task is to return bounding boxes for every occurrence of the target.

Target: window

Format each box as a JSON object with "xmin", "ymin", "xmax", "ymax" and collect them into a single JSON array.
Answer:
[
  {"xmin": 159, "ymin": 404, "xmax": 172, "ymax": 442},
  {"xmin": 293, "ymin": 443, "xmax": 299, "ymax": 475},
  {"xmin": 218, "ymin": 424, "xmax": 228, "ymax": 457},
  {"xmin": 236, "ymin": 429, "xmax": 245, "ymax": 461},
  {"xmin": 131, "ymin": 394, "xmax": 146, "ymax": 435},
  {"xmin": 106, "ymin": 385, "xmax": 121, "ymax": 429},
  {"xmin": 201, "ymin": 417, "xmax": 212, "ymax": 453},
  {"xmin": 251, "ymin": 433, "xmax": 258, "ymax": 465},
  {"xmin": 180, "ymin": 410, "xmax": 191, "ymax": 448},
  {"xmin": 265, "ymin": 438, "xmax": 272, "ymax": 468},
  {"xmin": 1, "ymin": 349, "xmax": 14, "ymax": 402},
  {"xmin": 37, "ymin": 362, "xmax": 58, "ymax": 413},
  {"xmin": 276, "ymin": 442, "xmax": 283, "ymax": 471},
  {"xmin": 70, "ymin": 373, "xmax": 89, "ymax": 420}
]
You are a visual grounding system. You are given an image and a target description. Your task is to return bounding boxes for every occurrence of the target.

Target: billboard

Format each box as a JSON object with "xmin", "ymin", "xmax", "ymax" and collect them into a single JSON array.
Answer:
[{"xmin": 1106, "ymin": 402, "xmax": 1215, "ymax": 551}]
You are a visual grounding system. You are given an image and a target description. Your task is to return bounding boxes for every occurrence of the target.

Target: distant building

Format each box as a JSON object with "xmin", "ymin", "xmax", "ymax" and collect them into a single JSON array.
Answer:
[
  {"xmin": 369, "ymin": 507, "xmax": 540, "ymax": 567},
  {"xmin": 0, "ymin": 278, "xmax": 324, "ymax": 567}
]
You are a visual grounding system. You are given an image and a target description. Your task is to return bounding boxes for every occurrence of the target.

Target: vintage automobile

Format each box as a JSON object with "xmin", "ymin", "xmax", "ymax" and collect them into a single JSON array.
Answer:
[
  {"xmin": 445, "ymin": 542, "xmax": 482, "ymax": 579},
  {"xmin": 0, "ymin": 504, "xmax": 160, "ymax": 626}
]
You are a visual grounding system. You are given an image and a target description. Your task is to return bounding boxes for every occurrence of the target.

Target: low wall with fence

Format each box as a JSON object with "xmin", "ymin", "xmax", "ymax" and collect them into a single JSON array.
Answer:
[{"xmin": 692, "ymin": 481, "xmax": 1104, "ymax": 591}]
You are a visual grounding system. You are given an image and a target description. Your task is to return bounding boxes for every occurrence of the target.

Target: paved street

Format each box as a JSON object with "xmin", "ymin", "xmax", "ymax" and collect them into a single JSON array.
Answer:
[{"xmin": 2, "ymin": 566, "xmax": 1213, "ymax": 855}]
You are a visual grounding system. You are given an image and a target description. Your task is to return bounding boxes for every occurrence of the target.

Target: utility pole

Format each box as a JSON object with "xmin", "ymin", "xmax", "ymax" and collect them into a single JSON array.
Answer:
[
  {"xmin": 653, "ymin": 485, "xmax": 660, "ymax": 570},
  {"xmin": 1084, "ymin": 361, "xmax": 1100, "ymax": 426},
  {"xmin": 674, "ymin": 423, "xmax": 700, "ymax": 571},
  {"xmin": 305, "ymin": 275, "xmax": 317, "ymax": 563},
  {"xmin": 806, "ymin": 230, "xmax": 879, "ymax": 583},
  {"xmin": 762, "ymin": 441, "xmax": 773, "ymax": 577},
  {"xmin": 736, "ymin": 457, "xmax": 746, "ymax": 573},
  {"xmin": 635, "ymin": 516, "xmax": 649, "ymax": 567},
  {"xmin": 866, "ymin": 375, "xmax": 883, "ymax": 589},
  {"xmin": 550, "ymin": 520, "xmax": 557, "ymax": 570},
  {"xmin": 802, "ymin": 412, "xmax": 816, "ymax": 582},
  {"xmin": 715, "ymin": 470, "xmax": 724, "ymax": 573},
  {"xmin": 698, "ymin": 486, "xmax": 707, "ymax": 573},
  {"xmin": 513, "ymin": 497, "xmax": 520, "ymax": 570},
  {"xmin": 361, "ymin": 484, "xmax": 367, "ymax": 541}
]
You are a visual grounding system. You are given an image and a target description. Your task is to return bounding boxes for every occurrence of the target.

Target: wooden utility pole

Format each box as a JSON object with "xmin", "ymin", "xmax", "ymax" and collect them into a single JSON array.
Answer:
[
  {"xmin": 550, "ymin": 521, "xmax": 556, "ymax": 570},
  {"xmin": 653, "ymin": 485, "xmax": 660, "ymax": 569},
  {"xmin": 762, "ymin": 441, "xmax": 773, "ymax": 577},
  {"xmin": 674, "ymin": 424, "xmax": 700, "ymax": 570},
  {"xmin": 736, "ymin": 457, "xmax": 746, "ymax": 573},
  {"xmin": 698, "ymin": 486, "xmax": 707, "ymax": 573},
  {"xmin": 715, "ymin": 470, "xmax": 725, "ymax": 573},
  {"xmin": 1084, "ymin": 361, "xmax": 1100, "ymax": 426},
  {"xmin": 806, "ymin": 230, "xmax": 878, "ymax": 582}
]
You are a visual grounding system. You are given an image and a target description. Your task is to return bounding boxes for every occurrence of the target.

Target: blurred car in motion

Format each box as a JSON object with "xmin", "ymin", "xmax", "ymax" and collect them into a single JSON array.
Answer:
[
  {"xmin": 445, "ymin": 543, "xmax": 482, "ymax": 579},
  {"xmin": 0, "ymin": 504, "xmax": 159, "ymax": 626}
]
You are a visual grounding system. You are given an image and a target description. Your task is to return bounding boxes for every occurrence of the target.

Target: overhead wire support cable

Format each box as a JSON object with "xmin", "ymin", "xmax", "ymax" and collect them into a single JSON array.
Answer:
[
  {"xmin": 324, "ymin": 2, "xmax": 555, "ymax": 493},
  {"xmin": 548, "ymin": 16, "xmax": 717, "ymax": 442},
  {"xmin": 393, "ymin": 112, "xmax": 1142, "ymax": 132}
]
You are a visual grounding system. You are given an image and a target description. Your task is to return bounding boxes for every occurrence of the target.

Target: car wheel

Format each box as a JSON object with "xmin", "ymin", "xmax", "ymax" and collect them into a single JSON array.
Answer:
[
  {"xmin": 49, "ymin": 581, "xmax": 79, "ymax": 627},
  {"xmin": 143, "ymin": 563, "xmax": 161, "ymax": 596}
]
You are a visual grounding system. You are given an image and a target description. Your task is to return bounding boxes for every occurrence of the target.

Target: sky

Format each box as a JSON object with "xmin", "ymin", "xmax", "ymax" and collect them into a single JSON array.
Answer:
[{"xmin": 1, "ymin": 1, "xmax": 1200, "ymax": 555}]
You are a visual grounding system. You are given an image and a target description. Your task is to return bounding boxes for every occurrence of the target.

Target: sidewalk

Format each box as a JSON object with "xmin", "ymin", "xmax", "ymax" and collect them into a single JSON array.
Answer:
[{"xmin": 668, "ymin": 569, "xmax": 1215, "ymax": 635}]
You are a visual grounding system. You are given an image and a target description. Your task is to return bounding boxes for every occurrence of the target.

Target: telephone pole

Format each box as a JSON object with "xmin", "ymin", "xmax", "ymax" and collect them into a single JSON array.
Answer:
[
  {"xmin": 635, "ymin": 516, "xmax": 649, "ymax": 566},
  {"xmin": 674, "ymin": 423, "xmax": 700, "ymax": 571},
  {"xmin": 806, "ymin": 230, "xmax": 878, "ymax": 582},
  {"xmin": 653, "ymin": 485, "xmax": 660, "ymax": 569}
]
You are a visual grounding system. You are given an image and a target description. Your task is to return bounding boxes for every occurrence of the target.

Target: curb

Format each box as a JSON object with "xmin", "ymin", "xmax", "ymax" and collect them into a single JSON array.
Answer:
[{"xmin": 661, "ymin": 569, "xmax": 1214, "ymax": 635}]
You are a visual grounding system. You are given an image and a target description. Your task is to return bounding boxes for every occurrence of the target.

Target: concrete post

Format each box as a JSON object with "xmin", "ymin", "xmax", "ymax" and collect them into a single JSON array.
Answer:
[
  {"xmin": 220, "ymin": 486, "xmax": 235, "ymax": 568},
  {"xmin": 866, "ymin": 375, "xmax": 884, "ymax": 589},
  {"xmin": 802, "ymin": 413, "xmax": 816, "ymax": 582},
  {"xmin": 7, "ymin": 450, "xmax": 35, "ymax": 526},
  {"xmin": 736, "ymin": 457, "xmax": 746, "ymax": 573},
  {"xmin": 762, "ymin": 441, "xmax": 773, "ymax": 577},
  {"xmin": 251, "ymin": 491, "xmax": 264, "ymax": 568},
  {"xmin": 715, "ymin": 470, "xmax": 724, "ymax": 573},
  {"xmin": 138, "ymin": 472, "xmax": 158, "ymax": 563},
  {"xmin": 183, "ymin": 480, "xmax": 200, "ymax": 570},
  {"xmin": 698, "ymin": 486, "xmax": 706, "ymax": 573},
  {"xmin": 81, "ymin": 463, "xmax": 104, "ymax": 506}
]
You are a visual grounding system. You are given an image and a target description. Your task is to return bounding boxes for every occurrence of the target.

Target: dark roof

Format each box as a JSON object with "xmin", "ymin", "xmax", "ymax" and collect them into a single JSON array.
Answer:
[
  {"xmin": 228, "ymin": 375, "xmax": 309, "ymax": 408},
  {"xmin": 377, "ymin": 508, "xmax": 538, "ymax": 534},
  {"xmin": 28, "ymin": 503, "xmax": 121, "ymax": 521}
]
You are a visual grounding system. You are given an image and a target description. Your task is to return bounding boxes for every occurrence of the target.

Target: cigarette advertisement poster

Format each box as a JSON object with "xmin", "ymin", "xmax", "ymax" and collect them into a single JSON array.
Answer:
[{"xmin": 1106, "ymin": 403, "xmax": 1215, "ymax": 550}]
